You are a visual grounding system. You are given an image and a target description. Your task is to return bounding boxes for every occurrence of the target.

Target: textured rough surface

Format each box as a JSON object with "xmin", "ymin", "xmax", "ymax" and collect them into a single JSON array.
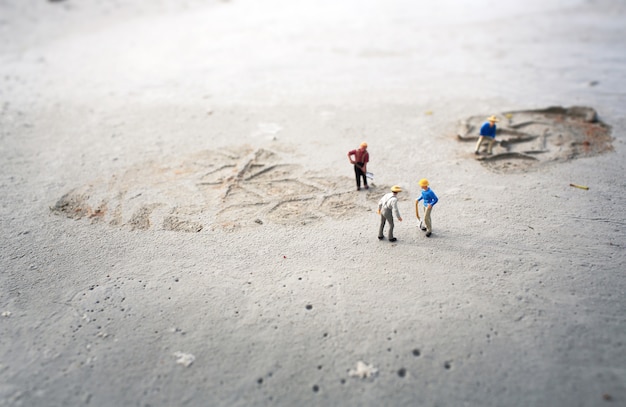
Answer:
[
  {"xmin": 1, "ymin": 1, "xmax": 625, "ymax": 407},
  {"xmin": 51, "ymin": 146, "xmax": 382, "ymax": 231}
]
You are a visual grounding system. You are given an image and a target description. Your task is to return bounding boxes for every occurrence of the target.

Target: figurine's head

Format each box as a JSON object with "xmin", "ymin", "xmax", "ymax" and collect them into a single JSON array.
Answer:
[
  {"xmin": 419, "ymin": 178, "xmax": 429, "ymax": 188},
  {"xmin": 360, "ymin": 142, "xmax": 368, "ymax": 149},
  {"xmin": 487, "ymin": 115, "xmax": 499, "ymax": 124},
  {"xmin": 390, "ymin": 185, "xmax": 402, "ymax": 193}
]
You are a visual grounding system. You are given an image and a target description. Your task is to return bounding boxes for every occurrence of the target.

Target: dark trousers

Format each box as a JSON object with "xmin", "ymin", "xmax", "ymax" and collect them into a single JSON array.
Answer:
[{"xmin": 354, "ymin": 162, "xmax": 367, "ymax": 188}]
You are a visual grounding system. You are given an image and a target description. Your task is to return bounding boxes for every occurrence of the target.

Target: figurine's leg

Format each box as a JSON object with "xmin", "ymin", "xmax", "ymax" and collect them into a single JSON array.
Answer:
[
  {"xmin": 474, "ymin": 137, "xmax": 485, "ymax": 154},
  {"xmin": 378, "ymin": 214, "xmax": 386, "ymax": 239},
  {"xmin": 354, "ymin": 165, "xmax": 361, "ymax": 190},
  {"xmin": 386, "ymin": 212, "xmax": 395, "ymax": 240},
  {"xmin": 356, "ymin": 163, "xmax": 367, "ymax": 188},
  {"xmin": 424, "ymin": 206, "xmax": 433, "ymax": 236},
  {"xmin": 487, "ymin": 138, "xmax": 495, "ymax": 155}
]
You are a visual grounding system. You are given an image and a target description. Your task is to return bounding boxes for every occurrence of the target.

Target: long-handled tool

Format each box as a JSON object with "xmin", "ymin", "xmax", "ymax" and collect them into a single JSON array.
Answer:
[
  {"xmin": 355, "ymin": 164, "xmax": 374, "ymax": 180},
  {"xmin": 415, "ymin": 200, "xmax": 425, "ymax": 231}
]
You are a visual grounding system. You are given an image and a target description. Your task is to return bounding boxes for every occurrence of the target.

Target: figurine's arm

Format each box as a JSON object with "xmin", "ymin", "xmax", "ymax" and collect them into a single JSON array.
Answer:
[{"xmin": 347, "ymin": 151, "xmax": 355, "ymax": 164}]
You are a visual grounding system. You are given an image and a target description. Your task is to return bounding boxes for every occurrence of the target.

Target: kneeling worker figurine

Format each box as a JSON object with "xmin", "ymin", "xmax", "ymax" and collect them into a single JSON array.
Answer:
[
  {"xmin": 475, "ymin": 115, "xmax": 498, "ymax": 155},
  {"xmin": 416, "ymin": 179, "xmax": 438, "ymax": 237},
  {"xmin": 378, "ymin": 185, "xmax": 403, "ymax": 242}
]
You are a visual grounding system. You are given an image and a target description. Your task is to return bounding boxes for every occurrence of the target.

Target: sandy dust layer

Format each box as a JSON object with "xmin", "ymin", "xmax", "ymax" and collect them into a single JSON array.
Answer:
[
  {"xmin": 457, "ymin": 106, "xmax": 613, "ymax": 173},
  {"xmin": 51, "ymin": 144, "xmax": 388, "ymax": 232}
]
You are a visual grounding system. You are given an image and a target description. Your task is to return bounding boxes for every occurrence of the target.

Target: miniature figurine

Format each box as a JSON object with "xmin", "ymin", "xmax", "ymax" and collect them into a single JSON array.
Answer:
[
  {"xmin": 377, "ymin": 185, "xmax": 403, "ymax": 242},
  {"xmin": 474, "ymin": 115, "xmax": 499, "ymax": 155},
  {"xmin": 416, "ymin": 179, "xmax": 438, "ymax": 237},
  {"xmin": 347, "ymin": 142, "xmax": 369, "ymax": 190}
]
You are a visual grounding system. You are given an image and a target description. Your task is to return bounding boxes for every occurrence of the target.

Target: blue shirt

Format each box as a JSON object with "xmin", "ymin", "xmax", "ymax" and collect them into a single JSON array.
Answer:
[
  {"xmin": 417, "ymin": 188, "xmax": 438, "ymax": 207},
  {"xmin": 480, "ymin": 122, "xmax": 497, "ymax": 138}
]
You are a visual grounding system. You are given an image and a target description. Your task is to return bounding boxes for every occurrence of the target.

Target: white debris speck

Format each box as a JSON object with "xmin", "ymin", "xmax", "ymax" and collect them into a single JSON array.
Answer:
[
  {"xmin": 349, "ymin": 361, "xmax": 378, "ymax": 379},
  {"xmin": 252, "ymin": 122, "xmax": 282, "ymax": 138},
  {"xmin": 173, "ymin": 351, "xmax": 195, "ymax": 367},
  {"xmin": 1, "ymin": 311, "xmax": 11, "ymax": 317}
]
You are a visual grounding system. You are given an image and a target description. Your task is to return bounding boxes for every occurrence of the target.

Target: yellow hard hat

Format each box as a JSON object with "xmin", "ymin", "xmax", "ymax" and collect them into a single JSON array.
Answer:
[
  {"xmin": 391, "ymin": 185, "xmax": 402, "ymax": 192},
  {"xmin": 419, "ymin": 178, "xmax": 429, "ymax": 187},
  {"xmin": 360, "ymin": 142, "xmax": 368, "ymax": 148}
]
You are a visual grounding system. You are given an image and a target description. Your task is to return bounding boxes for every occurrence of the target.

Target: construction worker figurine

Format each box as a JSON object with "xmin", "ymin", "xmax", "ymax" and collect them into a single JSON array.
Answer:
[
  {"xmin": 377, "ymin": 185, "xmax": 403, "ymax": 242},
  {"xmin": 347, "ymin": 142, "xmax": 369, "ymax": 190},
  {"xmin": 416, "ymin": 179, "xmax": 438, "ymax": 237},
  {"xmin": 475, "ymin": 115, "xmax": 498, "ymax": 155}
]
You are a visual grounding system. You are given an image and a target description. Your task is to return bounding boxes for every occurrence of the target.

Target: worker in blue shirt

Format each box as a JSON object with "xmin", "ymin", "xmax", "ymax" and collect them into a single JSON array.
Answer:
[
  {"xmin": 416, "ymin": 179, "xmax": 438, "ymax": 237},
  {"xmin": 474, "ymin": 115, "xmax": 498, "ymax": 155}
]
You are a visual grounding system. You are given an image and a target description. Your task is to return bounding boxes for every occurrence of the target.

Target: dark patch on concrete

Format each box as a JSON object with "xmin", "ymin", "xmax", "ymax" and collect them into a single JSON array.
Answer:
[{"xmin": 457, "ymin": 106, "xmax": 612, "ymax": 173}]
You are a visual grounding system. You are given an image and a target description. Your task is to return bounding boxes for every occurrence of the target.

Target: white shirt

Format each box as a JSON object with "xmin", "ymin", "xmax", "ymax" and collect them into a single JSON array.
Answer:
[{"xmin": 378, "ymin": 192, "xmax": 401, "ymax": 218}]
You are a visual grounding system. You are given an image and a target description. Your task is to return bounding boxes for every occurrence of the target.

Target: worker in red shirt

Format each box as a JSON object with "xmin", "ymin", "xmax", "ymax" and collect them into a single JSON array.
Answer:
[{"xmin": 347, "ymin": 142, "xmax": 369, "ymax": 191}]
